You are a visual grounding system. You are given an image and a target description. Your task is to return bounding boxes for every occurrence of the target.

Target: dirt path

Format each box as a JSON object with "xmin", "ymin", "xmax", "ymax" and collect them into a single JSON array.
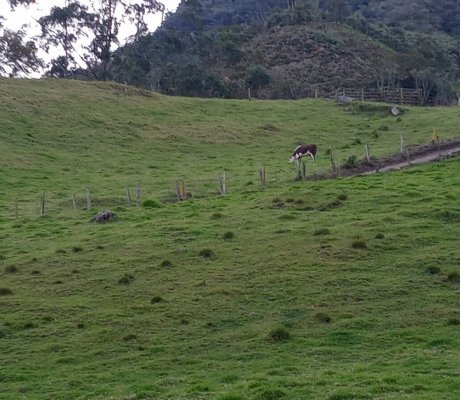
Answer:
[{"xmin": 310, "ymin": 138, "xmax": 460, "ymax": 180}]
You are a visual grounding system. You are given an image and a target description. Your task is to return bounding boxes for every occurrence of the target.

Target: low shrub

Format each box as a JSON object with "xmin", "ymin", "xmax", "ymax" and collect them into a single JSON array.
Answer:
[
  {"xmin": 337, "ymin": 193, "xmax": 348, "ymax": 201},
  {"xmin": 341, "ymin": 155, "xmax": 359, "ymax": 169},
  {"xmin": 374, "ymin": 233, "xmax": 385, "ymax": 239},
  {"xmin": 0, "ymin": 288, "xmax": 13, "ymax": 296},
  {"xmin": 447, "ymin": 318, "xmax": 460, "ymax": 326}
]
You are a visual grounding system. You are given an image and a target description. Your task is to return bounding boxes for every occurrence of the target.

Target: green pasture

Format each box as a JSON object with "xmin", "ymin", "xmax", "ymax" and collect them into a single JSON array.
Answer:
[{"xmin": 0, "ymin": 79, "xmax": 459, "ymax": 399}]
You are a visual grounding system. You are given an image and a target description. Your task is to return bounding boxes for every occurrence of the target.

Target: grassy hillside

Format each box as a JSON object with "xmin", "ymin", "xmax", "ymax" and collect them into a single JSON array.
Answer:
[{"xmin": 0, "ymin": 79, "xmax": 459, "ymax": 400}]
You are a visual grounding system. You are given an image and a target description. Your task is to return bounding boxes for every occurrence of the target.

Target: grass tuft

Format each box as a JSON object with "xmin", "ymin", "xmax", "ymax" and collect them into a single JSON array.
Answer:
[
  {"xmin": 337, "ymin": 193, "xmax": 348, "ymax": 201},
  {"xmin": 211, "ymin": 212, "xmax": 224, "ymax": 220},
  {"xmin": 259, "ymin": 389, "xmax": 286, "ymax": 400},
  {"xmin": 122, "ymin": 334, "xmax": 137, "ymax": 342},
  {"xmin": 118, "ymin": 273, "xmax": 135, "ymax": 285},
  {"xmin": 447, "ymin": 318, "xmax": 460, "ymax": 326},
  {"xmin": 143, "ymin": 199, "xmax": 162, "ymax": 208},
  {"xmin": 160, "ymin": 260, "xmax": 173, "ymax": 268},
  {"xmin": 374, "ymin": 233, "xmax": 385, "ymax": 239},
  {"xmin": 0, "ymin": 288, "xmax": 13, "ymax": 296},
  {"xmin": 72, "ymin": 246, "xmax": 83, "ymax": 253},
  {"xmin": 267, "ymin": 326, "xmax": 290, "ymax": 342},
  {"xmin": 447, "ymin": 272, "xmax": 460, "ymax": 283},
  {"xmin": 199, "ymin": 249, "xmax": 214, "ymax": 258},
  {"xmin": 4, "ymin": 265, "xmax": 18, "ymax": 274},
  {"xmin": 313, "ymin": 228, "xmax": 330, "ymax": 236},
  {"xmin": 315, "ymin": 312, "xmax": 332, "ymax": 323},
  {"xmin": 352, "ymin": 241, "xmax": 367, "ymax": 249},
  {"xmin": 426, "ymin": 266, "xmax": 440, "ymax": 275},
  {"xmin": 223, "ymin": 231, "xmax": 234, "ymax": 240},
  {"xmin": 151, "ymin": 296, "xmax": 163, "ymax": 304}
]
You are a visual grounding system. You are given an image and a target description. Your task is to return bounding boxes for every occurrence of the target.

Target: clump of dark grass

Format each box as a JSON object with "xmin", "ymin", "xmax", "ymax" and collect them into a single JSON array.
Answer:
[
  {"xmin": 375, "ymin": 233, "xmax": 385, "ymax": 239},
  {"xmin": 118, "ymin": 273, "xmax": 135, "ymax": 285},
  {"xmin": 447, "ymin": 318, "xmax": 460, "ymax": 326},
  {"xmin": 160, "ymin": 259, "xmax": 173, "ymax": 268},
  {"xmin": 259, "ymin": 389, "xmax": 286, "ymax": 400},
  {"xmin": 272, "ymin": 197, "xmax": 283, "ymax": 203},
  {"xmin": 279, "ymin": 214, "xmax": 295, "ymax": 220},
  {"xmin": 122, "ymin": 334, "xmax": 137, "ymax": 341},
  {"xmin": 0, "ymin": 288, "xmax": 13, "ymax": 296},
  {"xmin": 211, "ymin": 212, "xmax": 224, "ymax": 220},
  {"xmin": 4, "ymin": 265, "xmax": 18, "ymax": 274},
  {"xmin": 76, "ymin": 322, "xmax": 85, "ymax": 329},
  {"xmin": 447, "ymin": 272, "xmax": 460, "ymax": 283},
  {"xmin": 150, "ymin": 296, "xmax": 163, "ymax": 304},
  {"xmin": 352, "ymin": 240, "xmax": 367, "ymax": 249},
  {"xmin": 267, "ymin": 326, "xmax": 290, "ymax": 342},
  {"xmin": 337, "ymin": 193, "xmax": 348, "ymax": 201},
  {"xmin": 0, "ymin": 255, "xmax": 5, "ymax": 261},
  {"xmin": 425, "ymin": 266, "xmax": 440, "ymax": 275},
  {"xmin": 72, "ymin": 246, "xmax": 83, "ymax": 253},
  {"xmin": 31, "ymin": 270, "xmax": 41, "ymax": 275},
  {"xmin": 142, "ymin": 199, "xmax": 162, "ymax": 208},
  {"xmin": 53, "ymin": 280, "xmax": 63, "ymax": 285},
  {"xmin": 71, "ymin": 269, "xmax": 79, "ymax": 274},
  {"xmin": 199, "ymin": 249, "xmax": 214, "ymax": 258},
  {"xmin": 55, "ymin": 249, "xmax": 66, "ymax": 254},
  {"xmin": 319, "ymin": 199, "xmax": 342, "ymax": 211},
  {"xmin": 315, "ymin": 312, "xmax": 332, "ymax": 323},
  {"xmin": 285, "ymin": 198, "xmax": 295, "ymax": 203},
  {"xmin": 295, "ymin": 199, "xmax": 304, "ymax": 205},
  {"xmin": 314, "ymin": 228, "xmax": 330, "ymax": 236},
  {"xmin": 223, "ymin": 231, "xmax": 234, "ymax": 240},
  {"xmin": 23, "ymin": 322, "xmax": 37, "ymax": 329}
]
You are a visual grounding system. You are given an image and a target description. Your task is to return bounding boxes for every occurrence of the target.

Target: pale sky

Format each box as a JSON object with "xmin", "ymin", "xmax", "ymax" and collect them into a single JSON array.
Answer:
[{"xmin": 0, "ymin": 0, "xmax": 181, "ymax": 74}]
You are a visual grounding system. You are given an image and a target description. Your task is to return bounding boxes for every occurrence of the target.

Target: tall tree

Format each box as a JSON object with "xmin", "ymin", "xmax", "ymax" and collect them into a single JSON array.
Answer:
[
  {"xmin": 82, "ymin": 0, "xmax": 164, "ymax": 81},
  {"xmin": 0, "ymin": 0, "xmax": 42, "ymax": 76},
  {"xmin": 38, "ymin": 1, "xmax": 89, "ymax": 77}
]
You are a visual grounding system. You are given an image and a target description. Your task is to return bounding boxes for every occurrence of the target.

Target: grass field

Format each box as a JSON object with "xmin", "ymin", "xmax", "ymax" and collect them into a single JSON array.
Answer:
[{"xmin": 0, "ymin": 79, "xmax": 459, "ymax": 400}]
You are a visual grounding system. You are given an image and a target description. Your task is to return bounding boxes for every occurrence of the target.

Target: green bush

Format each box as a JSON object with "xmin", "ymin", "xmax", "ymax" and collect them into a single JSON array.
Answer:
[{"xmin": 143, "ymin": 199, "xmax": 163, "ymax": 208}]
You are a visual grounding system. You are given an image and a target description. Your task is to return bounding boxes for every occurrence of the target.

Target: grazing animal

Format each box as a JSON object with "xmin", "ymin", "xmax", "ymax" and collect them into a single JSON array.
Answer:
[{"xmin": 289, "ymin": 144, "xmax": 317, "ymax": 163}]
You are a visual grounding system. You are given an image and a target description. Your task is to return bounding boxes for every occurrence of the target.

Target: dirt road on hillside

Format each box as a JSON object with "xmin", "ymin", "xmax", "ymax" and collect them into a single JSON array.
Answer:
[{"xmin": 310, "ymin": 138, "xmax": 460, "ymax": 180}]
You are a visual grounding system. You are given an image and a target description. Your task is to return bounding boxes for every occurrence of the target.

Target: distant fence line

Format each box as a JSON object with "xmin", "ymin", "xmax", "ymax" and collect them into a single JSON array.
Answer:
[
  {"xmin": 3, "ymin": 135, "xmax": 454, "ymax": 220},
  {"xmin": 244, "ymin": 86, "xmax": 446, "ymax": 106}
]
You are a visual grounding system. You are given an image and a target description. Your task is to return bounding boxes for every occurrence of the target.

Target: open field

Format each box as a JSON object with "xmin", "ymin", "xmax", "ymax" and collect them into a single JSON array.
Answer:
[{"xmin": 1, "ymin": 79, "xmax": 459, "ymax": 399}]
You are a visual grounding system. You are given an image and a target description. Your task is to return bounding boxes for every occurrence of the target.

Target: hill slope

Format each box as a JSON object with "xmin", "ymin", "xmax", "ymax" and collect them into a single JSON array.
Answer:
[
  {"xmin": 107, "ymin": 0, "xmax": 460, "ymax": 103},
  {"xmin": 0, "ymin": 79, "xmax": 459, "ymax": 399}
]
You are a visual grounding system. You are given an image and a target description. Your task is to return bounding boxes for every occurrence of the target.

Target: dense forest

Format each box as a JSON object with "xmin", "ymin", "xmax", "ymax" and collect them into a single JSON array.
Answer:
[
  {"xmin": 2, "ymin": 0, "xmax": 460, "ymax": 103},
  {"xmin": 105, "ymin": 0, "xmax": 460, "ymax": 103}
]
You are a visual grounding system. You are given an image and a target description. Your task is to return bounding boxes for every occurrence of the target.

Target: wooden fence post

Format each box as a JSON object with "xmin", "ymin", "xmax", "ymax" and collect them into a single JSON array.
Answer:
[
  {"xmin": 259, "ymin": 167, "xmax": 266, "ymax": 186},
  {"xmin": 219, "ymin": 171, "xmax": 227, "ymax": 195},
  {"xmin": 40, "ymin": 192, "xmax": 45, "ymax": 216},
  {"xmin": 248, "ymin": 88, "xmax": 251, "ymax": 101},
  {"xmin": 364, "ymin": 144, "xmax": 371, "ymax": 162},
  {"xmin": 314, "ymin": 88, "xmax": 318, "ymax": 99},
  {"xmin": 86, "ymin": 188, "xmax": 92, "ymax": 210},
  {"xmin": 329, "ymin": 146, "xmax": 336, "ymax": 173},
  {"xmin": 400, "ymin": 134, "xmax": 405, "ymax": 154},
  {"xmin": 436, "ymin": 135, "xmax": 441, "ymax": 160},
  {"xmin": 432, "ymin": 128, "xmax": 436, "ymax": 144},
  {"xmin": 72, "ymin": 193, "xmax": 77, "ymax": 210},
  {"xmin": 361, "ymin": 88, "xmax": 364, "ymax": 102},
  {"xmin": 400, "ymin": 88, "xmax": 403, "ymax": 104},
  {"xmin": 176, "ymin": 180, "xmax": 187, "ymax": 201},
  {"xmin": 126, "ymin": 188, "xmax": 132, "ymax": 206},
  {"xmin": 136, "ymin": 183, "xmax": 141, "ymax": 206}
]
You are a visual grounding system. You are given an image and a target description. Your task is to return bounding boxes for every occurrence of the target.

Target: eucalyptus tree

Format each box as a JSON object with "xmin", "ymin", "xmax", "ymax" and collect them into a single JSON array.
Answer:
[{"xmin": 0, "ymin": 0, "xmax": 42, "ymax": 76}]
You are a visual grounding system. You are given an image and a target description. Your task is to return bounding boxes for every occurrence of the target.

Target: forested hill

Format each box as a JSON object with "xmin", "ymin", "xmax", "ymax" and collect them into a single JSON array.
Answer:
[{"xmin": 110, "ymin": 0, "xmax": 460, "ymax": 103}]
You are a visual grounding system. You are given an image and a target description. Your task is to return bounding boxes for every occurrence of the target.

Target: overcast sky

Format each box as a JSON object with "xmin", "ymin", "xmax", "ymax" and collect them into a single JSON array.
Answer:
[{"xmin": 0, "ymin": 0, "xmax": 181, "ymax": 39}]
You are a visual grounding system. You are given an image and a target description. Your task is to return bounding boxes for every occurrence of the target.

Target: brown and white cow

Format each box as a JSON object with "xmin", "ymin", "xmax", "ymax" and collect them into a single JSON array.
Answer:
[{"xmin": 289, "ymin": 144, "xmax": 317, "ymax": 163}]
